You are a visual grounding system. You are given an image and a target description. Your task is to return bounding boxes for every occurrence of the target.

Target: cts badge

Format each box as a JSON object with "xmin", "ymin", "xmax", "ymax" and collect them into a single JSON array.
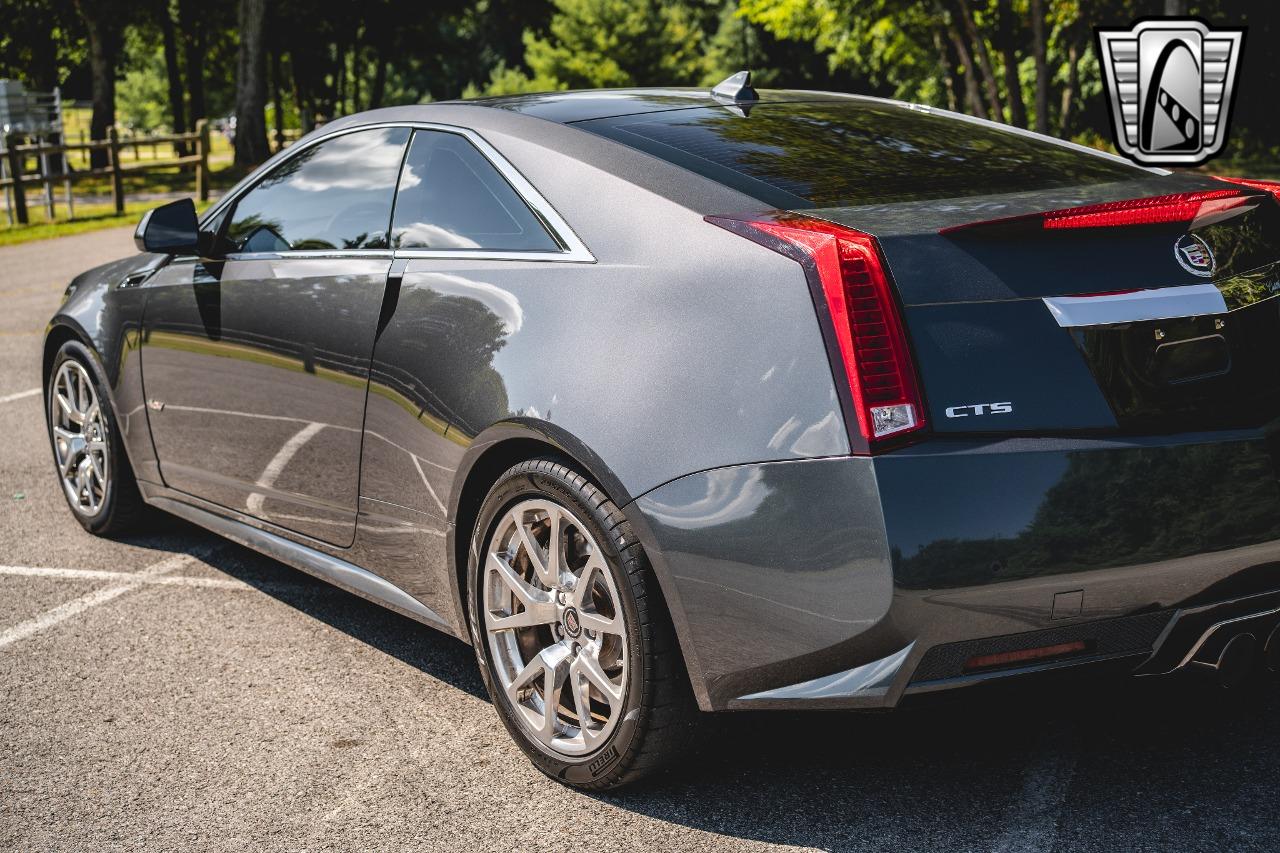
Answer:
[
  {"xmin": 1174, "ymin": 233, "xmax": 1215, "ymax": 276},
  {"xmin": 1096, "ymin": 18, "xmax": 1245, "ymax": 166},
  {"xmin": 945, "ymin": 402, "xmax": 1013, "ymax": 419}
]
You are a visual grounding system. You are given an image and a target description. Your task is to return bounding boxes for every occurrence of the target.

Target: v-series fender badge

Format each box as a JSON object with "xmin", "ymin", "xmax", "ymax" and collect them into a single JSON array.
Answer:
[{"xmin": 945, "ymin": 402, "xmax": 1014, "ymax": 418}]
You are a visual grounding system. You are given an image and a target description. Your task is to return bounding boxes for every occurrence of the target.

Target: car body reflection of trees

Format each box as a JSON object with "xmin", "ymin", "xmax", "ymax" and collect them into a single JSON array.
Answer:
[{"xmin": 894, "ymin": 443, "xmax": 1280, "ymax": 590}]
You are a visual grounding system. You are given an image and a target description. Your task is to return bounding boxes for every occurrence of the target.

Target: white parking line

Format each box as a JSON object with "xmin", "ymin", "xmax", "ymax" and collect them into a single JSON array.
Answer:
[
  {"xmin": 0, "ymin": 387, "xmax": 40, "ymax": 404},
  {"xmin": 0, "ymin": 548, "xmax": 217, "ymax": 649},
  {"xmin": 0, "ymin": 564, "xmax": 253, "ymax": 590},
  {"xmin": 991, "ymin": 729, "xmax": 1080, "ymax": 853}
]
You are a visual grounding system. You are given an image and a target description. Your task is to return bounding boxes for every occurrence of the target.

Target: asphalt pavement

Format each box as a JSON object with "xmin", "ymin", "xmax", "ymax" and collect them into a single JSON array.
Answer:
[{"xmin": 2, "ymin": 226, "xmax": 1278, "ymax": 852}]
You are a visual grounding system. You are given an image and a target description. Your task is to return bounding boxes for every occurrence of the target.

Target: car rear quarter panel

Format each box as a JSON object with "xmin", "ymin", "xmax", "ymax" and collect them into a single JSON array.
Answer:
[{"xmin": 359, "ymin": 110, "xmax": 851, "ymax": 511}]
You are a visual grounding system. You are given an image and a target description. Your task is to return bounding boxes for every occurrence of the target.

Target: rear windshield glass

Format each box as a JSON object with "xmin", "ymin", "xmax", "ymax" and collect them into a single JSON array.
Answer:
[{"xmin": 576, "ymin": 101, "xmax": 1146, "ymax": 209}]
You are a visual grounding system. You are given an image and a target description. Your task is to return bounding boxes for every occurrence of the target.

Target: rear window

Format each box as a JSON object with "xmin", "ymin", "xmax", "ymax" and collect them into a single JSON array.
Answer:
[{"xmin": 575, "ymin": 101, "xmax": 1147, "ymax": 209}]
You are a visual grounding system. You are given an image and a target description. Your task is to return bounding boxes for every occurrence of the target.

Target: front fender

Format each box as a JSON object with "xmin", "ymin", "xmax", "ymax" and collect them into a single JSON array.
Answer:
[{"xmin": 45, "ymin": 251, "xmax": 168, "ymax": 483}]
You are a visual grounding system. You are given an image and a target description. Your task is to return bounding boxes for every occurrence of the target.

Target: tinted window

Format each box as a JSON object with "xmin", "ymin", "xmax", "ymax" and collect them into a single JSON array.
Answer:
[
  {"xmin": 391, "ymin": 130, "xmax": 559, "ymax": 251},
  {"xmin": 225, "ymin": 126, "xmax": 410, "ymax": 252},
  {"xmin": 577, "ymin": 102, "xmax": 1147, "ymax": 209}
]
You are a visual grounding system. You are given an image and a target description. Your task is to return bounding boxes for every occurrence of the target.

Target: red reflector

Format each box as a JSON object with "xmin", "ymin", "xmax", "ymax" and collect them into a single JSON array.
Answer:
[
  {"xmin": 940, "ymin": 190, "xmax": 1252, "ymax": 234},
  {"xmin": 706, "ymin": 214, "xmax": 926, "ymax": 453},
  {"xmin": 1214, "ymin": 175, "xmax": 1280, "ymax": 203},
  {"xmin": 963, "ymin": 640, "xmax": 1090, "ymax": 673}
]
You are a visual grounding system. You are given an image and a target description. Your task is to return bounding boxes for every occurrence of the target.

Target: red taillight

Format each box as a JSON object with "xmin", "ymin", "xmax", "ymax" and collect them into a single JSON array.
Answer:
[
  {"xmin": 706, "ymin": 214, "xmax": 926, "ymax": 453},
  {"xmin": 940, "ymin": 189, "xmax": 1253, "ymax": 235},
  {"xmin": 1042, "ymin": 190, "xmax": 1249, "ymax": 229},
  {"xmin": 1214, "ymin": 175, "xmax": 1280, "ymax": 203}
]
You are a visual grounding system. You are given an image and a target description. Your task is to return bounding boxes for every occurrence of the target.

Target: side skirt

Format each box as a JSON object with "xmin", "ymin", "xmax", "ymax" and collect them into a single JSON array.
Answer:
[{"xmin": 149, "ymin": 495, "xmax": 453, "ymax": 634}]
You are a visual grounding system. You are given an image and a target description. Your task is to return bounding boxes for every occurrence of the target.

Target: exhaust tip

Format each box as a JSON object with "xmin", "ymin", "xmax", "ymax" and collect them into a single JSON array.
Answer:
[
  {"xmin": 1266, "ymin": 625, "xmax": 1280, "ymax": 674},
  {"xmin": 1214, "ymin": 634, "xmax": 1259, "ymax": 689}
]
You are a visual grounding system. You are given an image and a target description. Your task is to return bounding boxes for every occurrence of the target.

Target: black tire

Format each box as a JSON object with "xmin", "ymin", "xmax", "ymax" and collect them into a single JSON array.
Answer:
[
  {"xmin": 466, "ymin": 456, "xmax": 697, "ymax": 790},
  {"xmin": 46, "ymin": 341, "xmax": 149, "ymax": 536}
]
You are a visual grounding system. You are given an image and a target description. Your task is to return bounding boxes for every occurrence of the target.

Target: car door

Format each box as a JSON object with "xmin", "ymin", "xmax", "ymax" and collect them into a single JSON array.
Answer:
[
  {"xmin": 140, "ymin": 126, "xmax": 411, "ymax": 547},
  {"xmin": 354, "ymin": 127, "xmax": 582, "ymax": 600}
]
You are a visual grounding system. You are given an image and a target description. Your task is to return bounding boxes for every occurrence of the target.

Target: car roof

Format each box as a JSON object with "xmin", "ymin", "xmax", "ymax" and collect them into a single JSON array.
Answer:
[{"xmin": 457, "ymin": 87, "xmax": 881, "ymax": 124}]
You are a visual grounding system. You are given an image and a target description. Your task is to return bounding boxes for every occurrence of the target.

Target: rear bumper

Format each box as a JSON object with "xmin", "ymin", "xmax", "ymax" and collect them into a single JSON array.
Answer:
[{"xmin": 629, "ymin": 428, "xmax": 1280, "ymax": 711}]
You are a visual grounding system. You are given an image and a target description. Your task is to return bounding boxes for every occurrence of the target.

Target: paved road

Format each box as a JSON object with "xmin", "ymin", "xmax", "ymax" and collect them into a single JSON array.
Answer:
[{"xmin": 2, "ymin": 228, "xmax": 1279, "ymax": 852}]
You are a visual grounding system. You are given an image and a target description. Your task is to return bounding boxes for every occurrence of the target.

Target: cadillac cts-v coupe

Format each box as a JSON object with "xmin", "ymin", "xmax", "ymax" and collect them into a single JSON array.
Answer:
[{"xmin": 44, "ymin": 73, "xmax": 1280, "ymax": 789}]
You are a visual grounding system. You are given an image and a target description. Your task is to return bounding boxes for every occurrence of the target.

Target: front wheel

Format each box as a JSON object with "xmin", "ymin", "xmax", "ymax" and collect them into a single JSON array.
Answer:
[
  {"xmin": 46, "ymin": 341, "xmax": 148, "ymax": 535},
  {"xmin": 467, "ymin": 457, "xmax": 696, "ymax": 790}
]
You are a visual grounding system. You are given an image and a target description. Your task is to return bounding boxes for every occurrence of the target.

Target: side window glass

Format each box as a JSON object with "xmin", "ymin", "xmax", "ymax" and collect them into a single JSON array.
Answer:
[
  {"xmin": 391, "ymin": 130, "xmax": 561, "ymax": 252},
  {"xmin": 225, "ymin": 127, "xmax": 410, "ymax": 252}
]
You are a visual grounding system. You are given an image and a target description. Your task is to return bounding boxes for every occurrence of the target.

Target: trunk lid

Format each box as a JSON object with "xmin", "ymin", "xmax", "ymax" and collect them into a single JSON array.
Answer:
[{"xmin": 809, "ymin": 176, "xmax": 1280, "ymax": 436}]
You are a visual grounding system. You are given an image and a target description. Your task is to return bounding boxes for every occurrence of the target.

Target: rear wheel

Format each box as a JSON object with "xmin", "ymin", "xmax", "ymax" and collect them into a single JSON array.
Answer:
[
  {"xmin": 467, "ymin": 457, "xmax": 696, "ymax": 790},
  {"xmin": 46, "ymin": 342, "xmax": 148, "ymax": 535}
]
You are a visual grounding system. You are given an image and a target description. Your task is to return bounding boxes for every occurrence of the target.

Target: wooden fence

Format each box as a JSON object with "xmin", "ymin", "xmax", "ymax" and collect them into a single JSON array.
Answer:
[{"xmin": 0, "ymin": 119, "xmax": 212, "ymax": 225}]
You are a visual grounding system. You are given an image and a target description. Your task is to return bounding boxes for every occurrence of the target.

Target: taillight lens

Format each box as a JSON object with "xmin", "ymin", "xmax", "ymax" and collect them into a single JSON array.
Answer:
[
  {"xmin": 706, "ymin": 214, "xmax": 926, "ymax": 453},
  {"xmin": 1214, "ymin": 175, "xmax": 1280, "ymax": 203}
]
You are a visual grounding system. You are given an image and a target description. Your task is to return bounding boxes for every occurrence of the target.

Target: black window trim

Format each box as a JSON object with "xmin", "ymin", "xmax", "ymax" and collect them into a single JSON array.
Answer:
[{"xmin": 199, "ymin": 121, "xmax": 595, "ymax": 264}]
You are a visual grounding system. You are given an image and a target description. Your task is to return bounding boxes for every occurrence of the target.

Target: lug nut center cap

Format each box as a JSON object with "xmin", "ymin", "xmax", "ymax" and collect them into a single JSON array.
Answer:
[{"xmin": 562, "ymin": 607, "xmax": 582, "ymax": 638}]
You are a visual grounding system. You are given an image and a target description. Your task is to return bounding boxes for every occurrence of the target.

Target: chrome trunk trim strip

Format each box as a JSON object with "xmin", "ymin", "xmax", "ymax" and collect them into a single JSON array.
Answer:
[{"xmin": 1043, "ymin": 284, "xmax": 1228, "ymax": 327}]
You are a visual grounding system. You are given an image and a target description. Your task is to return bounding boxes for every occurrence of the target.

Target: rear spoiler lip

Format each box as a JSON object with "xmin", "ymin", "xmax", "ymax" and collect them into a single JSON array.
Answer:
[{"xmin": 938, "ymin": 189, "xmax": 1265, "ymax": 237}]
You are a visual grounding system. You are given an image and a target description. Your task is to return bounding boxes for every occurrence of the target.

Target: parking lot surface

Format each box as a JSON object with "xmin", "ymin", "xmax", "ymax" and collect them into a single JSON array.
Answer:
[{"xmin": 2, "ymin": 227, "xmax": 1279, "ymax": 852}]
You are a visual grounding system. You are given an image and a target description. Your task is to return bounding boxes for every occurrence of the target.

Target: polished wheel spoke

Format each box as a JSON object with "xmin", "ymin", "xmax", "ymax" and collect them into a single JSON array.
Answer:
[
  {"xmin": 484, "ymin": 497, "xmax": 630, "ymax": 756},
  {"xmin": 488, "ymin": 600, "xmax": 558, "ymax": 631},
  {"xmin": 488, "ymin": 551, "xmax": 546, "ymax": 608},
  {"xmin": 569, "ymin": 669, "xmax": 595, "ymax": 740},
  {"xmin": 577, "ymin": 609, "xmax": 623, "ymax": 637},
  {"xmin": 574, "ymin": 647, "xmax": 624, "ymax": 708}
]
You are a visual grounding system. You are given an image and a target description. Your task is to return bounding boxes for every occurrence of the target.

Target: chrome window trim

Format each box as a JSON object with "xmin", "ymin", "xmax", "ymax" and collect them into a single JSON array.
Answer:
[
  {"xmin": 201, "ymin": 121, "xmax": 595, "ymax": 265},
  {"xmin": 1043, "ymin": 283, "xmax": 1228, "ymax": 328},
  {"xmin": 223, "ymin": 249, "xmax": 395, "ymax": 262}
]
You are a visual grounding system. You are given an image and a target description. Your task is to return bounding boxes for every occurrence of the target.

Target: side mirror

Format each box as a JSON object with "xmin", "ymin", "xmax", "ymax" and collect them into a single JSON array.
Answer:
[{"xmin": 134, "ymin": 198, "xmax": 200, "ymax": 255}]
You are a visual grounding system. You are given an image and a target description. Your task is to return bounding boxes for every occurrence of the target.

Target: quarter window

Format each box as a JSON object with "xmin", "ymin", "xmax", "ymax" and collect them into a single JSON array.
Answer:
[
  {"xmin": 224, "ymin": 126, "xmax": 410, "ymax": 253},
  {"xmin": 391, "ymin": 130, "xmax": 560, "ymax": 252}
]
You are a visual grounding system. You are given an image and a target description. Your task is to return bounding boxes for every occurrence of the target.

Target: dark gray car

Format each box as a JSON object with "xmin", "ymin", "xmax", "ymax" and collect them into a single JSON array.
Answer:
[{"xmin": 43, "ymin": 78, "xmax": 1280, "ymax": 790}]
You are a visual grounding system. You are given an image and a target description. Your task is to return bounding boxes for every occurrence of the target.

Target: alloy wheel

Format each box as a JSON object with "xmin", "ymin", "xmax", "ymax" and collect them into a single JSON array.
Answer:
[
  {"xmin": 49, "ymin": 360, "xmax": 110, "ymax": 516},
  {"xmin": 483, "ymin": 498, "xmax": 629, "ymax": 757}
]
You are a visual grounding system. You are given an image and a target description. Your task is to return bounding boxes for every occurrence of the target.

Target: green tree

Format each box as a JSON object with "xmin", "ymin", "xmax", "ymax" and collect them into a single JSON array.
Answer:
[
  {"xmin": 477, "ymin": 0, "xmax": 717, "ymax": 93},
  {"xmin": 116, "ymin": 28, "xmax": 168, "ymax": 131}
]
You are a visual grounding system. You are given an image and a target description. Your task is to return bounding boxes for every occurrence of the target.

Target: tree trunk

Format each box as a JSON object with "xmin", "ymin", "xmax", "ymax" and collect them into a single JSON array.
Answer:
[
  {"xmin": 335, "ymin": 40, "xmax": 347, "ymax": 117},
  {"xmin": 946, "ymin": 20, "xmax": 988, "ymax": 120},
  {"xmin": 158, "ymin": 0, "xmax": 188, "ymax": 155},
  {"xmin": 270, "ymin": 42, "xmax": 284, "ymax": 151},
  {"xmin": 81, "ymin": 5, "xmax": 120, "ymax": 168},
  {"xmin": 1059, "ymin": 35, "xmax": 1081, "ymax": 137},
  {"xmin": 178, "ymin": 0, "xmax": 206, "ymax": 123},
  {"xmin": 233, "ymin": 0, "xmax": 270, "ymax": 166},
  {"xmin": 28, "ymin": 20, "xmax": 59, "ymax": 92},
  {"xmin": 1030, "ymin": 0, "xmax": 1049, "ymax": 134},
  {"xmin": 995, "ymin": 0, "xmax": 1026, "ymax": 127},
  {"xmin": 370, "ymin": 54, "xmax": 388, "ymax": 110},
  {"xmin": 292, "ymin": 52, "xmax": 315, "ymax": 134},
  {"xmin": 932, "ymin": 27, "xmax": 959, "ymax": 112},
  {"xmin": 953, "ymin": 0, "xmax": 1003, "ymax": 121}
]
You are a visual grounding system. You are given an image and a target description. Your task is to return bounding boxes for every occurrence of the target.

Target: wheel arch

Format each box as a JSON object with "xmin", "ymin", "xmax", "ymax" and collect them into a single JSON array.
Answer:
[
  {"xmin": 42, "ymin": 319, "xmax": 125, "ymax": 422},
  {"xmin": 446, "ymin": 419, "xmax": 632, "ymax": 635},
  {"xmin": 445, "ymin": 418, "xmax": 708, "ymax": 708}
]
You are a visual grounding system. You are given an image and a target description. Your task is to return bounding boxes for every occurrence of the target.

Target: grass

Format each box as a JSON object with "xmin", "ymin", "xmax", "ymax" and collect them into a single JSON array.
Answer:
[
  {"xmin": 0, "ymin": 110, "xmax": 255, "ymax": 247},
  {"xmin": 0, "ymin": 198, "xmax": 217, "ymax": 247}
]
